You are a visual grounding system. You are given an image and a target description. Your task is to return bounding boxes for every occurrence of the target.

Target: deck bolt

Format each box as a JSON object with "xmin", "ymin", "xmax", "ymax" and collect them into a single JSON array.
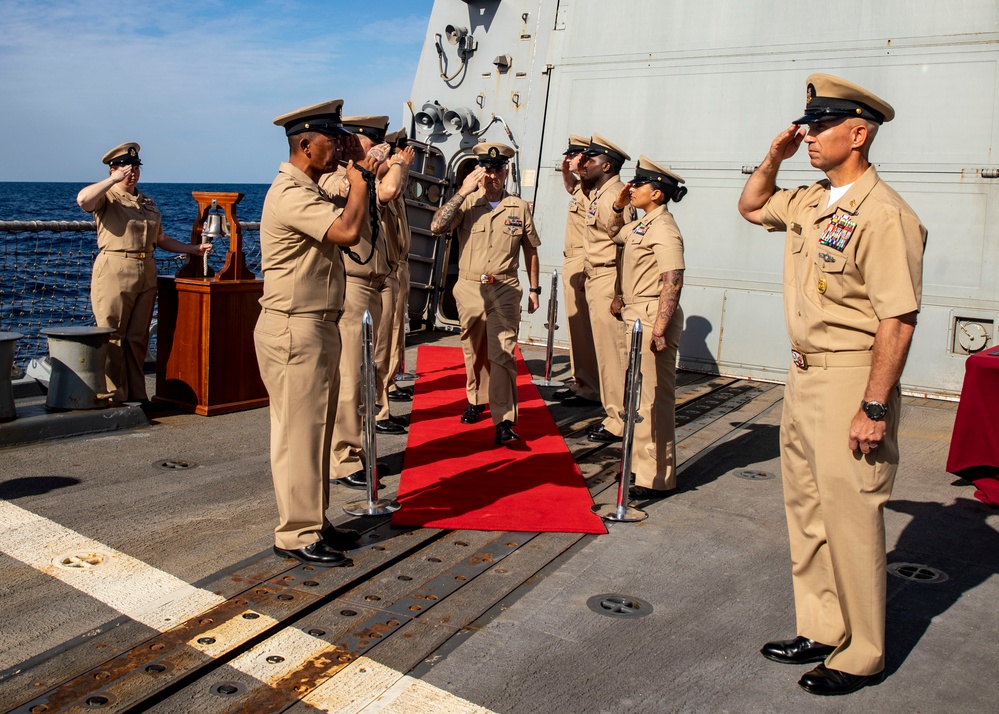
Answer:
[
  {"xmin": 198, "ymin": 637, "xmax": 216, "ymax": 645},
  {"xmin": 266, "ymin": 655, "xmax": 285, "ymax": 664}
]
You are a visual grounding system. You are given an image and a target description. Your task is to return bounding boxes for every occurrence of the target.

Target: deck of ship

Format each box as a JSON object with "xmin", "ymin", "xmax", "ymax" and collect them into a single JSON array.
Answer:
[{"xmin": 0, "ymin": 330, "xmax": 994, "ymax": 713}]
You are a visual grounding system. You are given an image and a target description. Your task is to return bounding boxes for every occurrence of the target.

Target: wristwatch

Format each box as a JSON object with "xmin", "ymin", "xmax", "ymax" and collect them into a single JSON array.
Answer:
[
  {"xmin": 861, "ymin": 400, "xmax": 887, "ymax": 420},
  {"xmin": 529, "ymin": 286, "xmax": 542, "ymax": 295}
]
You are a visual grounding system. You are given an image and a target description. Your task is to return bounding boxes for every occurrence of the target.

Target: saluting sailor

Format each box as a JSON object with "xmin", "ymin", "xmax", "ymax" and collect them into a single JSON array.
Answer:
[
  {"xmin": 738, "ymin": 74, "xmax": 926, "ymax": 695},
  {"xmin": 254, "ymin": 99, "xmax": 377, "ymax": 567},
  {"xmin": 76, "ymin": 142, "xmax": 211, "ymax": 403},
  {"xmin": 429, "ymin": 142, "xmax": 541, "ymax": 446},
  {"xmin": 612, "ymin": 156, "xmax": 688, "ymax": 500},
  {"xmin": 383, "ymin": 129, "xmax": 416, "ymax": 405}
]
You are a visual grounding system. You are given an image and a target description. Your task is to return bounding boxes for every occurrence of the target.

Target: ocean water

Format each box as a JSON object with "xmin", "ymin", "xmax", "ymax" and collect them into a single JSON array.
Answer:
[{"xmin": 0, "ymin": 181, "xmax": 270, "ymax": 363}]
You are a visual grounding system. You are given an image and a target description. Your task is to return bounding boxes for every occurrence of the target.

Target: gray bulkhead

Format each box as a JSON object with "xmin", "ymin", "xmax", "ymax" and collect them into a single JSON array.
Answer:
[{"xmin": 404, "ymin": 0, "xmax": 999, "ymax": 398}]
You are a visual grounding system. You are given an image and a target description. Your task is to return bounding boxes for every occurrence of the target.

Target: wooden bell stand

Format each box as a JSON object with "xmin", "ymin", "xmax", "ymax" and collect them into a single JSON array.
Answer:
[{"xmin": 154, "ymin": 192, "xmax": 268, "ymax": 415}]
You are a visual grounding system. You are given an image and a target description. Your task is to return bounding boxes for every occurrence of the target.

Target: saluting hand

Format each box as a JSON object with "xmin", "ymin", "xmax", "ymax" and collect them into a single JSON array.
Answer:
[
  {"xmin": 614, "ymin": 184, "xmax": 634, "ymax": 210},
  {"xmin": 111, "ymin": 165, "xmax": 133, "ymax": 184},
  {"xmin": 769, "ymin": 124, "xmax": 806, "ymax": 163},
  {"xmin": 459, "ymin": 166, "xmax": 485, "ymax": 196},
  {"xmin": 340, "ymin": 133, "xmax": 366, "ymax": 163},
  {"xmin": 368, "ymin": 142, "xmax": 392, "ymax": 164},
  {"xmin": 395, "ymin": 146, "xmax": 416, "ymax": 169}
]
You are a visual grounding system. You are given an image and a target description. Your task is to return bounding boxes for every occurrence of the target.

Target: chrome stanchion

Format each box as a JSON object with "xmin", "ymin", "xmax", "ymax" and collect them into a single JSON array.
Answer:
[
  {"xmin": 592, "ymin": 320, "xmax": 647, "ymax": 522},
  {"xmin": 532, "ymin": 269, "xmax": 564, "ymax": 387},
  {"xmin": 345, "ymin": 310, "xmax": 400, "ymax": 516}
]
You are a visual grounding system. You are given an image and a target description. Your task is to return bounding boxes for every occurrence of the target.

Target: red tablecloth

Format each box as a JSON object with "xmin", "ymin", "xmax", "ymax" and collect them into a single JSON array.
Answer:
[{"xmin": 947, "ymin": 346, "xmax": 999, "ymax": 506}]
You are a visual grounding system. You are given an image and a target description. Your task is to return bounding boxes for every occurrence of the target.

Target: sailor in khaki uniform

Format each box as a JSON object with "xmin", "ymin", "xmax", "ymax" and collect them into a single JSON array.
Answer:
[
  {"xmin": 254, "ymin": 99, "xmax": 377, "ymax": 567},
  {"xmin": 578, "ymin": 134, "xmax": 637, "ymax": 442},
  {"xmin": 319, "ymin": 115, "xmax": 413, "ymax": 488},
  {"xmin": 552, "ymin": 135, "xmax": 601, "ymax": 407},
  {"xmin": 614, "ymin": 157, "xmax": 688, "ymax": 499},
  {"xmin": 738, "ymin": 74, "xmax": 926, "ymax": 695},
  {"xmin": 430, "ymin": 142, "xmax": 541, "ymax": 446},
  {"xmin": 76, "ymin": 142, "xmax": 210, "ymax": 402},
  {"xmin": 383, "ymin": 129, "xmax": 416, "ymax": 405}
]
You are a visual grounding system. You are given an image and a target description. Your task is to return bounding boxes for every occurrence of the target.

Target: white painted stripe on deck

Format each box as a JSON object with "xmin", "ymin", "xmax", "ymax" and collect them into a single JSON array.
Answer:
[
  {"xmin": 0, "ymin": 501, "xmax": 225, "ymax": 629},
  {"xmin": 0, "ymin": 501, "xmax": 494, "ymax": 712}
]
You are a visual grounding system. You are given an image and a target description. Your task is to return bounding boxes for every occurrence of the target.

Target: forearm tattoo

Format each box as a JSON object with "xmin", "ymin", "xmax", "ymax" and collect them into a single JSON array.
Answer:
[
  {"xmin": 431, "ymin": 193, "xmax": 464, "ymax": 235},
  {"xmin": 655, "ymin": 270, "xmax": 684, "ymax": 334},
  {"xmin": 607, "ymin": 210, "xmax": 626, "ymax": 238}
]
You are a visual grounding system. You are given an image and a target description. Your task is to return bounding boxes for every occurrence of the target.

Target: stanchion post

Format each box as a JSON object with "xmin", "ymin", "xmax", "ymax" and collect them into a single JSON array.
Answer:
[
  {"xmin": 592, "ymin": 319, "xmax": 647, "ymax": 522},
  {"xmin": 345, "ymin": 310, "xmax": 400, "ymax": 516},
  {"xmin": 532, "ymin": 269, "xmax": 564, "ymax": 387}
]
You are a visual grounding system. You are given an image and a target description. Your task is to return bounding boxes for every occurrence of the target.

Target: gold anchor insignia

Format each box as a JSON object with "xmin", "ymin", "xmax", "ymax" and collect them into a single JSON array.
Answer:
[
  {"xmin": 806, "ymin": 84, "xmax": 814, "ymax": 105},
  {"xmin": 128, "ymin": 147, "xmax": 137, "ymax": 157},
  {"xmin": 488, "ymin": 147, "xmax": 499, "ymax": 158},
  {"xmin": 817, "ymin": 276, "xmax": 827, "ymax": 294}
]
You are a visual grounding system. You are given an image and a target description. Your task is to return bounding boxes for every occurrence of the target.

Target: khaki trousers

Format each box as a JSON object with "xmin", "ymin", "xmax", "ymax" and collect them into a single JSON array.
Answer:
[
  {"xmin": 623, "ymin": 300, "xmax": 683, "ymax": 490},
  {"xmin": 90, "ymin": 252, "xmax": 157, "ymax": 402},
  {"xmin": 453, "ymin": 277, "xmax": 522, "ymax": 425},
  {"xmin": 376, "ymin": 273, "xmax": 401, "ymax": 421},
  {"xmin": 386, "ymin": 261, "xmax": 410, "ymax": 398},
  {"xmin": 562, "ymin": 253, "xmax": 600, "ymax": 401},
  {"xmin": 780, "ymin": 360, "xmax": 901, "ymax": 676},
  {"xmin": 332, "ymin": 280, "xmax": 382, "ymax": 478},
  {"xmin": 253, "ymin": 310, "xmax": 341, "ymax": 550},
  {"xmin": 584, "ymin": 266, "xmax": 627, "ymax": 435}
]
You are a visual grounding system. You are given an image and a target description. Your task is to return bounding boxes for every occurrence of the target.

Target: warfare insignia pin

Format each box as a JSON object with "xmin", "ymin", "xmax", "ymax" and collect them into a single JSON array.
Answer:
[
  {"xmin": 818, "ymin": 252, "xmax": 836, "ymax": 263},
  {"xmin": 817, "ymin": 276, "xmax": 827, "ymax": 294}
]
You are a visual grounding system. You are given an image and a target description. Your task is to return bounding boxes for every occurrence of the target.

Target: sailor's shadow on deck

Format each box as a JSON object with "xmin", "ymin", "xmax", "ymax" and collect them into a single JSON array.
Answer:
[
  {"xmin": 884, "ymin": 497, "xmax": 999, "ymax": 675},
  {"xmin": 676, "ymin": 422, "xmax": 781, "ymax": 493},
  {"xmin": 0, "ymin": 476, "xmax": 81, "ymax": 499}
]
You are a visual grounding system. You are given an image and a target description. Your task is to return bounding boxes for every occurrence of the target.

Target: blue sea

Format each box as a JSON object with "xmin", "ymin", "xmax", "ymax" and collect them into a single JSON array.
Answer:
[{"xmin": 0, "ymin": 181, "xmax": 270, "ymax": 364}]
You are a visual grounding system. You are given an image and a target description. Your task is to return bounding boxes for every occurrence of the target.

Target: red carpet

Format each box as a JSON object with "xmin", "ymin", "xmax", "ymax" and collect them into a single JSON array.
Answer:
[{"xmin": 391, "ymin": 345, "xmax": 607, "ymax": 534}]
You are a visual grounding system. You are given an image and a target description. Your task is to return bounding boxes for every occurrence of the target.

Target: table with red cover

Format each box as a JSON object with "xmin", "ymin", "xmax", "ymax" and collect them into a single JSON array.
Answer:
[{"xmin": 946, "ymin": 346, "xmax": 999, "ymax": 506}]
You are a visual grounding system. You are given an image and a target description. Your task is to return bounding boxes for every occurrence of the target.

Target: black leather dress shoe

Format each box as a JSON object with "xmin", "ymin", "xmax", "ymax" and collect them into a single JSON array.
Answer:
[
  {"xmin": 760, "ymin": 636, "xmax": 836, "ymax": 665},
  {"xmin": 388, "ymin": 388, "xmax": 412, "ymax": 402},
  {"xmin": 495, "ymin": 420, "xmax": 520, "ymax": 445},
  {"xmin": 628, "ymin": 485, "xmax": 672, "ymax": 500},
  {"xmin": 273, "ymin": 541, "xmax": 352, "ymax": 567},
  {"xmin": 562, "ymin": 395, "xmax": 602, "ymax": 407},
  {"xmin": 321, "ymin": 525, "xmax": 361, "ymax": 549},
  {"xmin": 336, "ymin": 468, "xmax": 386, "ymax": 490},
  {"xmin": 588, "ymin": 426, "xmax": 623, "ymax": 443},
  {"xmin": 388, "ymin": 413, "xmax": 410, "ymax": 427},
  {"xmin": 798, "ymin": 663, "xmax": 884, "ymax": 695},
  {"xmin": 460, "ymin": 403, "xmax": 485, "ymax": 424},
  {"xmin": 552, "ymin": 388, "xmax": 574, "ymax": 400},
  {"xmin": 375, "ymin": 419, "xmax": 406, "ymax": 434}
]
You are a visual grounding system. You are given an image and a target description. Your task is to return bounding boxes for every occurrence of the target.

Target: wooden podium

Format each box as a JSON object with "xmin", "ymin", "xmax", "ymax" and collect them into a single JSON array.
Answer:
[{"xmin": 154, "ymin": 193, "xmax": 268, "ymax": 415}]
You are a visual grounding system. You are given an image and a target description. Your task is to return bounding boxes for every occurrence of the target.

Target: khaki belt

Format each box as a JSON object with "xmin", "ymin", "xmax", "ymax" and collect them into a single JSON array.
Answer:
[
  {"xmin": 104, "ymin": 249, "xmax": 151, "ymax": 259},
  {"xmin": 791, "ymin": 349, "xmax": 872, "ymax": 370},
  {"xmin": 262, "ymin": 307, "xmax": 343, "ymax": 324},
  {"xmin": 458, "ymin": 270, "xmax": 516, "ymax": 284},
  {"xmin": 346, "ymin": 274, "xmax": 388, "ymax": 290}
]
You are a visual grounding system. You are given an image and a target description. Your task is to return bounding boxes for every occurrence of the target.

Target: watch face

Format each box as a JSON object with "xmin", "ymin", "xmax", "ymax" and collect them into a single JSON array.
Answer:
[{"xmin": 864, "ymin": 401, "xmax": 886, "ymax": 419}]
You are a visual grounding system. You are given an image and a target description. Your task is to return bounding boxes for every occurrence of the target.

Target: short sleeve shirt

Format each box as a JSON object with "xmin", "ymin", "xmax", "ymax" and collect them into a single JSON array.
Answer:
[
  {"xmin": 259, "ymin": 162, "xmax": 348, "ymax": 314},
  {"xmin": 583, "ymin": 176, "xmax": 636, "ymax": 268},
  {"xmin": 91, "ymin": 184, "xmax": 166, "ymax": 252},
  {"xmin": 563, "ymin": 183, "xmax": 589, "ymax": 258},
  {"xmin": 318, "ymin": 169, "xmax": 386, "ymax": 280},
  {"xmin": 619, "ymin": 204, "xmax": 685, "ymax": 304},
  {"xmin": 457, "ymin": 190, "xmax": 541, "ymax": 278},
  {"xmin": 760, "ymin": 166, "xmax": 926, "ymax": 353}
]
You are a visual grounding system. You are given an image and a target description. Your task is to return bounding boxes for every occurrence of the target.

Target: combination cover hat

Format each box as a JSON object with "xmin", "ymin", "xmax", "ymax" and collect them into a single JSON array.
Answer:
[
  {"xmin": 629, "ymin": 155, "xmax": 687, "ymax": 201},
  {"xmin": 102, "ymin": 142, "xmax": 141, "ymax": 167},
  {"xmin": 473, "ymin": 142, "xmax": 515, "ymax": 166},
  {"xmin": 273, "ymin": 99, "xmax": 350, "ymax": 136},
  {"xmin": 795, "ymin": 74, "xmax": 895, "ymax": 124},
  {"xmin": 582, "ymin": 133, "xmax": 631, "ymax": 164},
  {"xmin": 342, "ymin": 115, "xmax": 390, "ymax": 145},
  {"xmin": 563, "ymin": 134, "xmax": 591, "ymax": 155}
]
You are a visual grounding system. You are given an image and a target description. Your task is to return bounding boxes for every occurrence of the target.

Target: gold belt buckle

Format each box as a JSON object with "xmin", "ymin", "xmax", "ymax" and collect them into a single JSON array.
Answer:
[
  {"xmin": 135, "ymin": 252, "xmax": 147, "ymax": 259},
  {"xmin": 479, "ymin": 274, "xmax": 495, "ymax": 284},
  {"xmin": 791, "ymin": 349, "xmax": 808, "ymax": 370}
]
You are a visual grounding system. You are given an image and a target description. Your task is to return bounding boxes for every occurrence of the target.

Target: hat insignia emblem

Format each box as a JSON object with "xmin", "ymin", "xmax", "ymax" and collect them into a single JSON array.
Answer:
[
  {"xmin": 806, "ymin": 84, "xmax": 814, "ymax": 106},
  {"xmin": 128, "ymin": 147, "xmax": 137, "ymax": 157},
  {"xmin": 488, "ymin": 147, "xmax": 499, "ymax": 158}
]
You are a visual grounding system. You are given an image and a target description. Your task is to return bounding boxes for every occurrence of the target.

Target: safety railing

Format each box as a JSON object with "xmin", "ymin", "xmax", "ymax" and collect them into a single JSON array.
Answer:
[{"xmin": 0, "ymin": 220, "xmax": 261, "ymax": 367}]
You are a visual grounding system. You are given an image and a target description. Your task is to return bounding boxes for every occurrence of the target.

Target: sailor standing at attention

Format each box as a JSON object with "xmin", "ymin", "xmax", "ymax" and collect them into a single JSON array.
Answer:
[
  {"xmin": 254, "ymin": 99, "xmax": 377, "ymax": 566},
  {"xmin": 76, "ymin": 142, "xmax": 211, "ymax": 403},
  {"xmin": 319, "ymin": 115, "xmax": 411, "ymax": 488},
  {"xmin": 578, "ymin": 134, "xmax": 637, "ymax": 443},
  {"xmin": 738, "ymin": 74, "xmax": 926, "ymax": 695},
  {"xmin": 551, "ymin": 134, "xmax": 601, "ymax": 408},
  {"xmin": 611, "ymin": 157, "xmax": 688, "ymax": 501},
  {"xmin": 430, "ymin": 142, "xmax": 541, "ymax": 446}
]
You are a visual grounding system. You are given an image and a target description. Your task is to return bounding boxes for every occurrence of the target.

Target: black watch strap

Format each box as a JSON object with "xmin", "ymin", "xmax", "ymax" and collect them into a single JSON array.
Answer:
[
  {"xmin": 529, "ymin": 286, "xmax": 542, "ymax": 295},
  {"xmin": 861, "ymin": 400, "xmax": 887, "ymax": 420}
]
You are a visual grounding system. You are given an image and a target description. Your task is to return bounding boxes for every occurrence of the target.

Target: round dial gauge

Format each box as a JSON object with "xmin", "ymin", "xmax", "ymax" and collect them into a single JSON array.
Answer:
[{"xmin": 958, "ymin": 321, "xmax": 989, "ymax": 353}]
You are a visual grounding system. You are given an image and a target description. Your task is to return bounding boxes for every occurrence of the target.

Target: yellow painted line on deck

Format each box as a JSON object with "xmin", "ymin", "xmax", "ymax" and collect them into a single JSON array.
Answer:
[{"xmin": 0, "ymin": 501, "xmax": 495, "ymax": 713}]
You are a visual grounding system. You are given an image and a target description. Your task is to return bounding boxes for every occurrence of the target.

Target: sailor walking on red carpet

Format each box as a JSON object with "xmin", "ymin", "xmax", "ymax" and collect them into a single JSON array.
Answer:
[{"xmin": 430, "ymin": 142, "xmax": 541, "ymax": 446}]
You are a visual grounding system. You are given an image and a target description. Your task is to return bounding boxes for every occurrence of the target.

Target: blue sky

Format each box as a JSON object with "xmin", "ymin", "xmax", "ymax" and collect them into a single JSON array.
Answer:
[{"xmin": 0, "ymin": 0, "xmax": 434, "ymax": 183}]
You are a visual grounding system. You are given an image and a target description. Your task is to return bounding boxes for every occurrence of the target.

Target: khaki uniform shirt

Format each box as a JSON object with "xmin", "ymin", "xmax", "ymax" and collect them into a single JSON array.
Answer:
[
  {"xmin": 259, "ymin": 162, "xmax": 348, "ymax": 315},
  {"xmin": 92, "ymin": 184, "xmax": 165, "ymax": 252},
  {"xmin": 318, "ymin": 169, "xmax": 387, "ymax": 281},
  {"xmin": 620, "ymin": 204, "xmax": 685, "ymax": 304},
  {"xmin": 563, "ymin": 183, "xmax": 588, "ymax": 258},
  {"xmin": 457, "ymin": 190, "xmax": 541, "ymax": 278},
  {"xmin": 583, "ymin": 176, "xmax": 636, "ymax": 269},
  {"xmin": 760, "ymin": 166, "xmax": 926, "ymax": 353},
  {"xmin": 390, "ymin": 193, "xmax": 411, "ymax": 266}
]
